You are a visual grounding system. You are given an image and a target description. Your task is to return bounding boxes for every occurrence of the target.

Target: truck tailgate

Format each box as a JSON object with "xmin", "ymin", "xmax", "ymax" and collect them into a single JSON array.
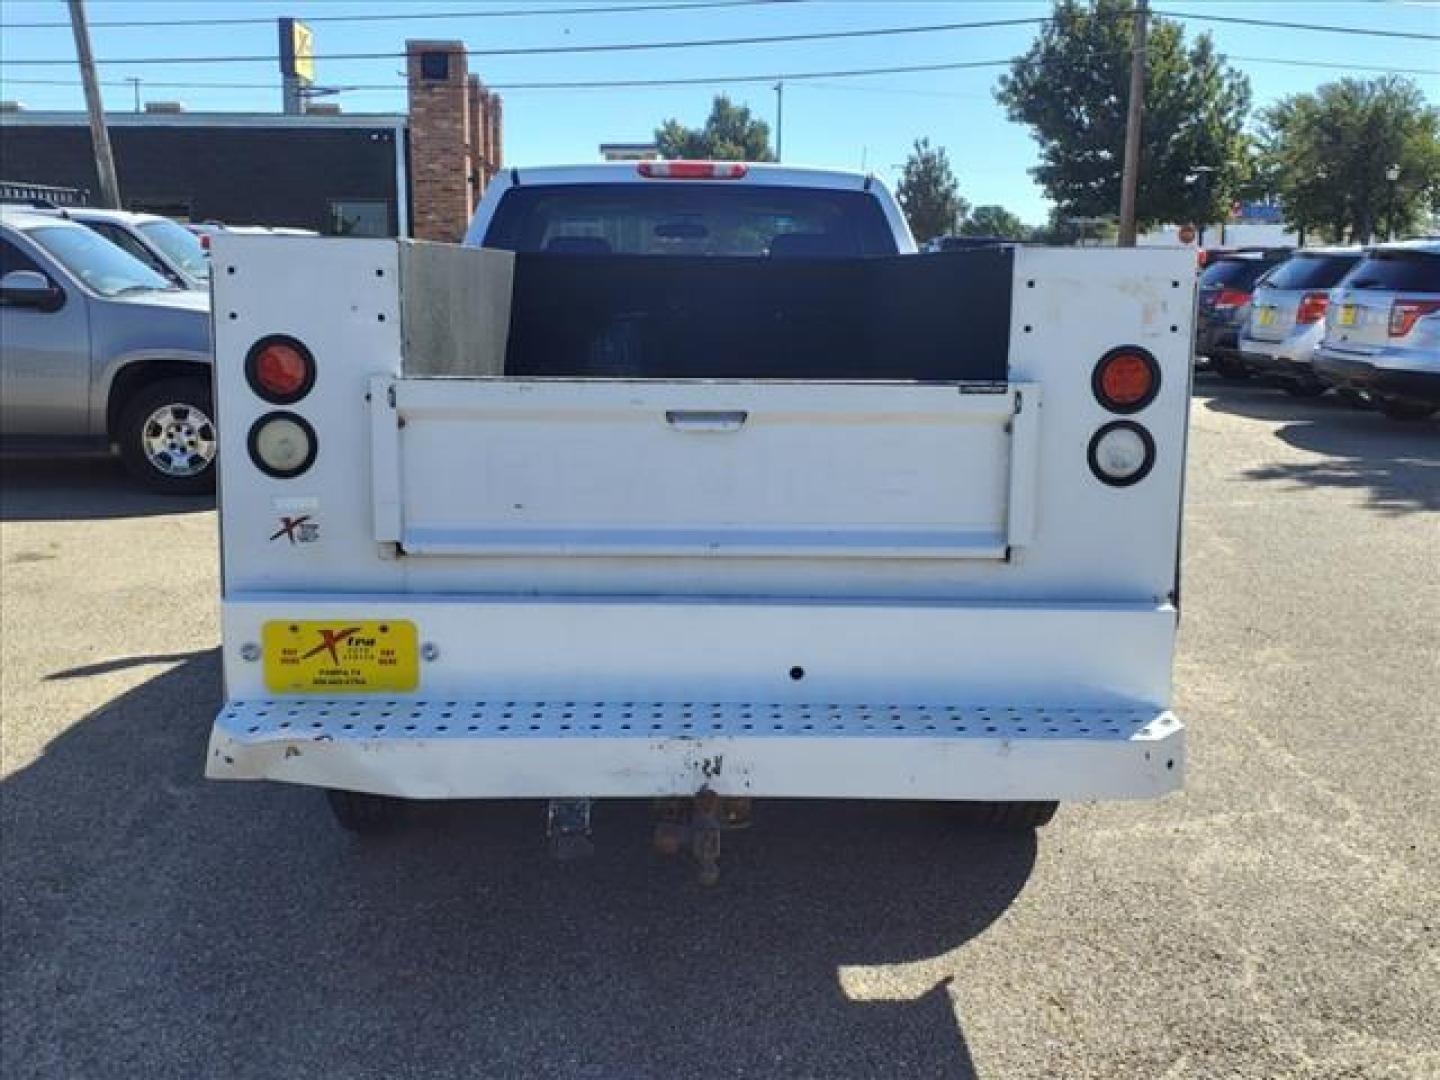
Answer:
[{"xmin": 371, "ymin": 378, "xmax": 1039, "ymax": 559}]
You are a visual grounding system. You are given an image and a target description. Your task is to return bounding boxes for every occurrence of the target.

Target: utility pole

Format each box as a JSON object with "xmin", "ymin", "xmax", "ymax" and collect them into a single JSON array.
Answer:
[
  {"xmin": 1117, "ymin": 0, "xmax": 1148, "ymax": 247},
  {"xmin": 67, "ymin": 0, "xmax": 121, "ymax": 208},
  {"xmin": 125, "ymin": 76, "xmax": 141, "ymax": 113},
  {"xmin": 774, "ymin": 80, "xmax": 784, "ymax": 162}
]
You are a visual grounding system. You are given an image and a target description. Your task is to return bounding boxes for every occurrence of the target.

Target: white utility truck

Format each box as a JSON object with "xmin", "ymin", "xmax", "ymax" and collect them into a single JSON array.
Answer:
[{"xmin": 206, "ymin": 163, "xmax": 1192, "ymax": 881}]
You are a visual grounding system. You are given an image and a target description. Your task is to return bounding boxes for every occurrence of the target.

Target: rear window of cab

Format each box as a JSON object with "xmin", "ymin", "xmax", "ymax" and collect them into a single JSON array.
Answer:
[{"xmin": 482, "ymin": 183, "xmax": 898, "ymax": 257}]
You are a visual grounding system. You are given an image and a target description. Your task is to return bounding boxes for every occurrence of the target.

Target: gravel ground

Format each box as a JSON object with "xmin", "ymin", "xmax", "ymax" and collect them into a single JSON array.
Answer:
[{"xmin": 2, "ymin": 378, "xmax": 1437, "ymax": 1079}]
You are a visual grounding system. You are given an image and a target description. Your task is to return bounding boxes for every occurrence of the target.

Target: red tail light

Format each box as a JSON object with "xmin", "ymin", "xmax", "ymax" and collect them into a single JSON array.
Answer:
[
  {"xmin": 1092, "ymin": 346, "xmax": 1160, "ymax": 414},
  {"xmin": 1295, "ymin": 291, "xmax": 1329, "ymax": 324},
  {"xmin": 1389, "ymin": 299, "xmax": 1440, "ymax": 338},
  {"xmin": 245, "ymin": 335, "xmax": 315, "ymax": 404},
  {"xmin": 637, "ymin": 161, "xmax": 748, "ymax": 179},
  {"xmin": 1215, "ymin": 288, "xmax": 1250, "ymax": 308},
  {"xmin": 198, "ymin": 232, "xmax": 211, "ymax": 251}
]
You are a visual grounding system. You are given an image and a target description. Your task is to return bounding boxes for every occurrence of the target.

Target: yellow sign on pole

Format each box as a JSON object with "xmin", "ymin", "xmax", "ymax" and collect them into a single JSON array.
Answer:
[
  {"xmin": 278, "ymin": 17, "xmax": 314, "ymax": 87},
  {"xmin": 291, "ymin": 20, "xmax": 314, "ymax": 84}
]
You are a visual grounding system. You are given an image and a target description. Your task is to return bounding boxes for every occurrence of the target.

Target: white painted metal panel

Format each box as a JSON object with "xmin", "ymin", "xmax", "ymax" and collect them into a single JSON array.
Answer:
[
  {"xmin": 382, "ymin": 380, "xmax": 1032, "ymax": 559},
  {"xmin": 220, "ymin": 597, "xmax": 1175, "ymax": 708},
  {"xmin": 208, "ymin": 700, "xmax": 1184, "ymax": 800}
]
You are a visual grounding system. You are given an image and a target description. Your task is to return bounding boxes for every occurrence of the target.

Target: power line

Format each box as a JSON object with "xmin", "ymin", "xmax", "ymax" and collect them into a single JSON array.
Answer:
[
  {"xmin": 1163, "ymin": 8, "xmax": 1440, "ymax": 42},
  {"xmin": 1, "ymin": 4, "xmax": 1434, "ymax": 68},
  {"xmin": 1, "ymin": 53, "xmax": 1434, "ymax": 96},
  {"xmin": 0, "ymin": 0, "xmax": 801, "ymax": 31},
  {"xmin": 0, "ymin": 15, "xmax": 1055, "ymax": 66}
]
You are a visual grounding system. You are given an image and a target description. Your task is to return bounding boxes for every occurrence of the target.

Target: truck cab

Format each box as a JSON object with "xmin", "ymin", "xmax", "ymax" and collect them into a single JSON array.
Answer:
[{"xmin": 206, "ymin": 163, "xmax": 1193, "ymax": 878}]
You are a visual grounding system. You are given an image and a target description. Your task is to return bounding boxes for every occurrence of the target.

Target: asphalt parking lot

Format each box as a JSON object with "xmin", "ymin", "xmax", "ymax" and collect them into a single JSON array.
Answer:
[{"xmin": 2, "ymin": 378, "xmax": 1437, "ymax": 1080}]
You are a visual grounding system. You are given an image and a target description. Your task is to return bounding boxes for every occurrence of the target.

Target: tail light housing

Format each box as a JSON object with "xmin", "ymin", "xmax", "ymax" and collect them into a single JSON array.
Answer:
[
  {"xmin": 1214, "ymin": 288, "xmax": 1250, "ymax": 309},
  {"xmin": 1295, "ymin": 291, "xmax": 1330, "ymax": 325},
  {"xmin": 1088, "ymin": 421, "xmax": 1156, "ymax": 487},
  {"xmin": 247, "ymin": 411, "xmax": 317, "ymax": 478},
  {"xmin": 1389, "ymin": 298, "xmax": 1440, "ymax": 338},
  {"xmin": 245, "ymin": 335, "xmax": 315, "ymax": 404},
  {"xmin": 637, "ymin": 161, "xmax": 748, "ymax": 179},
  {"xmin": 1092, "ymin": 346, "xmax": 1160, "ymax": 414}
]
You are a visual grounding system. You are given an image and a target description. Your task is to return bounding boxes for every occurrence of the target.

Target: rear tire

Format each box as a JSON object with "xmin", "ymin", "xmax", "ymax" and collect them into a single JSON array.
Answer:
[
  {"xmin": 326, "ymin": 789, "xmax": 408, "ymax": 834},
  {"xmin": 1377, "ymin": 396, "xmax": 1437, "ymax": 422},
  {"xmin": 953, "ymin": 800, "xmax": 1059, "ymax": 829},
  {"xmin": 1336, "ymin": 388, "xmax": 1372, "ymax": 409},
  {"xmin": 1211, "ymin": 356, "xmax": 1250, "ymax": 381},
  {"xmin": 1282, "ymin": 380, "xmax": 1327, "ymax": 398},
  {"xmin": 116, "ymin": 376, "xmax": 217, "ymax": 495}
]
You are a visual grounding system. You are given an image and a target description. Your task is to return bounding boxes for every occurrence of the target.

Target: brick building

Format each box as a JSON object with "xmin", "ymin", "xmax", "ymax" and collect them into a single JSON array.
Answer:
[
  {"xmin": 0, "ymin": 40, "xmax": 501, "ymax": 242},
  {"xmin": 406, "ymin": 40, "xmax": 503, "ymax": 241}
]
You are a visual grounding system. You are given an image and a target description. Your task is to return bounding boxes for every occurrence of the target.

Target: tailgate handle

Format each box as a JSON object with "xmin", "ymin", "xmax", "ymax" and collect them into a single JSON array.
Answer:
[{"xmin": 664, "ymin": 409, "xmax": 748, "ymax": 432}]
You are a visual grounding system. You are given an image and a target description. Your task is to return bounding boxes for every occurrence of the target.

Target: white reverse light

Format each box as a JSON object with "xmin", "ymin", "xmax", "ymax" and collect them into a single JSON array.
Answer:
[
  {"xmin": 248, "ymin": 412, "xmax": 317, "ymax": 478},
  {"xmin": 1088, "ymin": 422, "xmax": 1154, "ymax": 487}
]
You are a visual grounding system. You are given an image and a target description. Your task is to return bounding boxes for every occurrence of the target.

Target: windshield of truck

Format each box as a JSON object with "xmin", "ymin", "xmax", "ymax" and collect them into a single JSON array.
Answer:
[
  {"xmin": 483, "ymin": 183, "xmax": 898, "ymax": 257},
  {"xmin": 138, "ymin": 218, "xmax": 210, "ymax": 280},
  {"xmin": 1343, "ymin": 251, "xmax": 1440, "ymax": 293},
  {"xmin": 1259, "ymin": 253, "xmax": 1359, "ymax": 291},
  {"xmin": 26, "ymin": 224, "xmax": 174, "ymax": 296},
  {"xmin": 1200, "ymin": 258, "xmax": 1269, "ymax": 290}
]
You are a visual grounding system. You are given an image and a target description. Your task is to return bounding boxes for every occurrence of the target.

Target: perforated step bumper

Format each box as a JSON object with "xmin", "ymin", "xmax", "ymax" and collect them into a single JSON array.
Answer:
[{"xmin": 207, "ymin": 700, "xmax": 1184, "ymax": 801}]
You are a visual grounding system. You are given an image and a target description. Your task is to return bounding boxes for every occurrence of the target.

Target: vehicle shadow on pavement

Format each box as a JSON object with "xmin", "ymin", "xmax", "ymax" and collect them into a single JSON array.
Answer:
[
  {"xmin": 1197, "ymin": 380, "xmax": 1440, "ymax": 514},
  {"xmin": 0, "ymin": 458, "xmax": 213, "ymax": 522},
  {"xmin": 1, "ymin": 651, "xmax": 1035, "ymax": 1080}
]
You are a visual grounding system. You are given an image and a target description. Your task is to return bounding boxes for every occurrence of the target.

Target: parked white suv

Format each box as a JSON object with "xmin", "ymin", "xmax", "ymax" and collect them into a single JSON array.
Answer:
[
  {"xmin": 1314, "ymin": 241, "xmax": 1440, "ymax": 421},
  {"xmin": 63, "ymin": 207, "xmax": 211, "ymax": 291}
]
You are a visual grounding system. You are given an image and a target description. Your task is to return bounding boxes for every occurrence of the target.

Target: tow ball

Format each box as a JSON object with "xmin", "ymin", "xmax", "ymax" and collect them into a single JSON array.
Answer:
[{"xmin": 651, "ymin": 788, "xmax": 753, "ymax": 886}]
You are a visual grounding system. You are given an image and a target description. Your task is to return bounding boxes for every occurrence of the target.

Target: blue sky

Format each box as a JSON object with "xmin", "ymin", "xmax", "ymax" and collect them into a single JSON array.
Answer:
[{"xmin": 2, "ymin": 0, "xmax": 1437, "ymax": 225}]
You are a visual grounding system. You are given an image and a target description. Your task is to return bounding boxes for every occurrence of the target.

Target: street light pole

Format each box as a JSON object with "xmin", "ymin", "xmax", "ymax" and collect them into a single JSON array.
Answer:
[
  {"xmin": 774, "ymin": 80, "xmax": 784, "ymax": 163},
  {"xmin": 1385, "ymin": 164, "xmax": 1400, "ymax": 240}
]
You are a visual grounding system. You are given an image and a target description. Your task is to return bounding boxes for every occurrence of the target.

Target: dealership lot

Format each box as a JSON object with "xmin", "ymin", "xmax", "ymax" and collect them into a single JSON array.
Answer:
[{"xmin": 1, "ymin": 380, "xmax": 1437, "ymax": 1080}]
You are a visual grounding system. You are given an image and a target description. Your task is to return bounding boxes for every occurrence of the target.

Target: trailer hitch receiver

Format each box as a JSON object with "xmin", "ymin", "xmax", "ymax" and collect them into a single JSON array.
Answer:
[{"xmin": 652, "ymin": 788, "xmax": 752, "ymax": 885}]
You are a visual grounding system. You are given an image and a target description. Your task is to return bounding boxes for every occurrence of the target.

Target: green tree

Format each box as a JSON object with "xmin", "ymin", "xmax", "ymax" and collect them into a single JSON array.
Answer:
[
  {"xmin": 961, "ymin": 205, "xmax": 1030, "ymax": 239},
  {"xmin": 896, "ymin": 138, "xmax": 968, "ymax": 243},
  {"xmin": 996, "ymin": 0, "xmax": 1251, "ymax": 232},
  {"xmin": 655, "ymin": 95, "xmax": 775, "ymax": 161},
  {"xmin": 1257, "ymin": 76, "xmax": 1440, "ymax": 243},
  {"xmin": 1030, "ymin": 208, "xmax": 1117, "ymax": 246}
]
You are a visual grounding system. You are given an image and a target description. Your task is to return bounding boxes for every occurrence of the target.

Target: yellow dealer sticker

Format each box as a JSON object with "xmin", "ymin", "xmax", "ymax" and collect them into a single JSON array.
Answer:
[{"xmin": 262, "ymin": 620, "xmax": 418, "ymax": 693}]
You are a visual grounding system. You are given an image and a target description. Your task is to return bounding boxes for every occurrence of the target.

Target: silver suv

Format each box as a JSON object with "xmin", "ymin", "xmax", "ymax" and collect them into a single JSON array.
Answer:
[
  {"xmin": 0, "ymin": 208, "xmax": 215, "ymax": 493},
  {"xmin": 65, "ymin": 207, "xmax": 211, "ymax": 291},
  {"xmin": 1314, "ymin": 241, "xmax": 1440, "ymax": 421},
  {"xmin": 1239, "ymin": 247, "xmax": 1362, "ymax": 398}
]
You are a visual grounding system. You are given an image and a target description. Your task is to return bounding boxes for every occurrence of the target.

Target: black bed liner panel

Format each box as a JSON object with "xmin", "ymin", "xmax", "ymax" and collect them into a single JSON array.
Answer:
[{"xmin": 504, "ymin": 248, "xmax": 1013, "ymax": 381}]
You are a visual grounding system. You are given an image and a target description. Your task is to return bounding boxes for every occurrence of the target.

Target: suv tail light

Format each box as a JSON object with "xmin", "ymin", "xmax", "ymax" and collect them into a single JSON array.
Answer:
[
  {"xmin": 1389, "ymin": 299, "xmax": 1440, "ymax": 338},
  {"xmin": 1295, "ymin": 291, "xmax": 1329, "ymax": 324},
  {"xmin": 1092, "ymin": 346, "xmax": 1160, "ymax": 413},
  {"xmin": 637, "ymin": 161, "xmax": 748, "ymax": 179},
  {"xmin": 1214, "ymin": 288, "xmax": 1250, "ymax": 308}
]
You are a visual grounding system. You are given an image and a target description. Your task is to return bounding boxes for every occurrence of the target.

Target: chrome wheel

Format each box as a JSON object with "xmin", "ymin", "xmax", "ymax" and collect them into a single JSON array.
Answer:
[{"xmin": 141, "ymin": 402, "xmax": 216, "ymax": 477}]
